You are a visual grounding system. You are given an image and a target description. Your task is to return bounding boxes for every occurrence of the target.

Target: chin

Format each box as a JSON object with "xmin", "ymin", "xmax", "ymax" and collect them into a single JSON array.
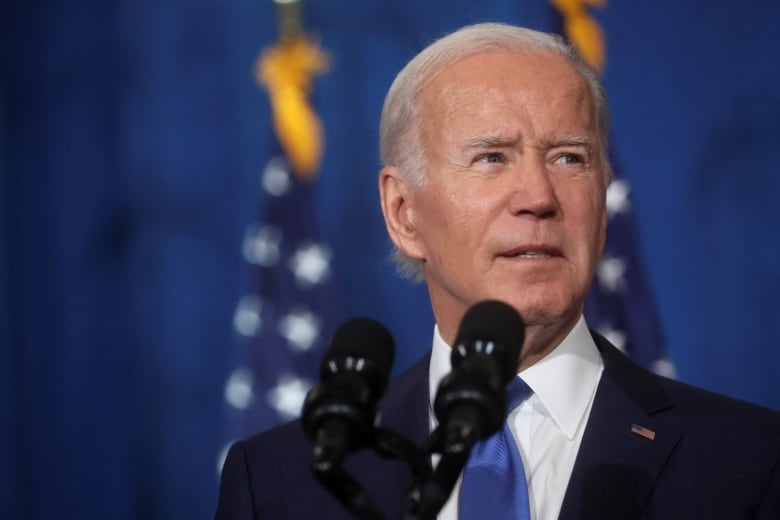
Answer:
[{"xmin": 493, "ymin": 293, "xmax": 574, "ymax": 328}]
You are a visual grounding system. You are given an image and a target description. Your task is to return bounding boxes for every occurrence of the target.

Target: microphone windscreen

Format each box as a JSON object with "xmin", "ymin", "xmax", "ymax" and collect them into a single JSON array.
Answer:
[
  {"xmin": 325, "ymin": 317, "xmax": 395, "ymax": 378},
  {"xmin": 454, "ymin": 300, "xmax": 525, "ymax": 365}
]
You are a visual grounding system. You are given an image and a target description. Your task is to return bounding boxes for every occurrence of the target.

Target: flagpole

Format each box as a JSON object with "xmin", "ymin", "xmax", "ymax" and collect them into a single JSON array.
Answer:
[{"xmin": 274, "ymin": 0, "xmax": 303, "ymax": 41}]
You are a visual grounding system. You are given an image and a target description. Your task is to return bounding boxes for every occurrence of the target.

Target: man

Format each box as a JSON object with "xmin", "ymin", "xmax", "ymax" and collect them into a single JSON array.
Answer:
[{"xmin": 216, "ymin": 22, "xmax": 780, "ymax": 519}]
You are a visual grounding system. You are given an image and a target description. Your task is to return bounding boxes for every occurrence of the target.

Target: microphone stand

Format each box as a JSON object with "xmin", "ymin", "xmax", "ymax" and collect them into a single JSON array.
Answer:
[
  {"xmin": 311, "ymin": 418, "xmax": 385, "ymax": 520},
  {"xmin": 310, "ymin": 383, "xmax": 496, "ymax": 520},
  {"xmin": 311, "ymin": 386, "xmax": 502, "ymax": 520},
  {"xmin": 311, "ymin": 421, "xmax": 473, "ymax": 520},
  {"xmin": 401, "ymin": 419, "xmax": 481, "ymax": 520},
  {"xmin": 311, "ymin": 422, "xmax": 438, "ymax": 520},
  {"xmin": 309, "ymin": 301, "xmax": 523, "ymax": 519}
]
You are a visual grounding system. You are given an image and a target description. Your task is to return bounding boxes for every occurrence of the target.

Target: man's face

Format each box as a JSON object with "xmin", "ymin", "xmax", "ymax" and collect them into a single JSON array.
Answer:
[{"xmin": 398, "ymin": 50, "xmax": 607, "ymax": 351}]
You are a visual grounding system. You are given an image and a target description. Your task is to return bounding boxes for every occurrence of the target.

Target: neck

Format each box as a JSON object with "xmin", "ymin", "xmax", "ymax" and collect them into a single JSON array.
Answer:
[
  {"xmin": 515, "ymin": 313, "xmax": 581, "ymax": 371},
  {"xmin": 435, "ymin": 303, "xmax": 582, "ymax": 373}
]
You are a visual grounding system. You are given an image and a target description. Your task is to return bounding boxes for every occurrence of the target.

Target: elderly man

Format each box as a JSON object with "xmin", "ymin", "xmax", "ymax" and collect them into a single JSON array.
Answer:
[{"xmin": 216, "ymin": 23, "xmax": 780, "ymax": 519}]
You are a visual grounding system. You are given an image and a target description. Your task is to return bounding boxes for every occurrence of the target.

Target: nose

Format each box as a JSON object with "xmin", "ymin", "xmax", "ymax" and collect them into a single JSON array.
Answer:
[{"xmin": 507, "ymin": 157, "xmax": 559, "ymax": 218}]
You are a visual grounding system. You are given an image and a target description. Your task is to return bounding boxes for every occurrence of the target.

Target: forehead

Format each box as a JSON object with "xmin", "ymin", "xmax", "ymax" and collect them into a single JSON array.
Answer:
[{"xmin": 419, "ymin": 50, "xmax": 594, "ymax": 135}]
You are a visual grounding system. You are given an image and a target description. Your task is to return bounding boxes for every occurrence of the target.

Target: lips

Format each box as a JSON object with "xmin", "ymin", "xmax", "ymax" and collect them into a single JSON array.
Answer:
[
  {"xmin": 498, "ymin": 244, "xmax": 563, "ymax": 259},
  {"xmin": 515, "ymin": 251, "xmax": 552, "ymax": 258}
]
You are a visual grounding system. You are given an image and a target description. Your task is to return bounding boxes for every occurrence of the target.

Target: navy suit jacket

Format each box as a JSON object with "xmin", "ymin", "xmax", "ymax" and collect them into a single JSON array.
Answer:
[{"xmin": 216, "ymin": 333, "xmax": 780, "ymax": 519}]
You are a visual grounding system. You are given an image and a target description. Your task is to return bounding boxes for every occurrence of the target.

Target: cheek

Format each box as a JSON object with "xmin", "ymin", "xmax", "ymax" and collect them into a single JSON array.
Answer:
[
  {"xmin": 446, "ymin": 188, "xmax": 503, "ymax": 246},
  {"xmin": 562, "ymin": 185, "xmax": 606, "ymax": 253},
  {"xmin": 411, "ymin": 187, "xmax": 462, "ymax": 253},
  {"xmin": 588, "ymin": 203, "xmax": 608, "ymax": 268},
  {"xmin": 597, "ymin": 207, "xmax": 607, "ymax": 252},
  {"xmin": 590, "ymin": 187, "xmax": 608, "ymax": 241},
  {"xmin": 417, "ymin": 186, "xmax": 494, "ymax": 264}
]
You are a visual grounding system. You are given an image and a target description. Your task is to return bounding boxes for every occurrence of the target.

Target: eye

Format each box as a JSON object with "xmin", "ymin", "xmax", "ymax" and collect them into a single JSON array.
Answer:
[
  {"xmin": 555, "ymin": 153, "xmax": 584, "ymax": 165},
  {"xmin": 475, "ymin": 152, "xmax": 505, "ymax": 164}
]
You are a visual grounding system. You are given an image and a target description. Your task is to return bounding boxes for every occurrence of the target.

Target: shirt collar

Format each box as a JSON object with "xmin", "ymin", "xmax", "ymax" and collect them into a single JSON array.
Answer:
[{"xmin": 429, "ymin": 316, "xmax": 603, "ymax": 440}]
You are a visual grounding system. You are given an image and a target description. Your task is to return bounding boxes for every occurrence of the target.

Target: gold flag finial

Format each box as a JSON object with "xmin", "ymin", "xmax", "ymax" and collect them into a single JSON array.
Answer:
[
  {"xmin": 550, "ymin": 0, "xmax": 607, "ymax": 73},
  {"xmin": 256, "ymin": 0, "xmax": 330, "ymax": 180}
]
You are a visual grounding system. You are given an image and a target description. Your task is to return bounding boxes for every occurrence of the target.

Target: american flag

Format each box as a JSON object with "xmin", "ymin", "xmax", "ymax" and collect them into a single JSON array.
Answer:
[
  {"xmin": 630, "ymin": 423, "xmax": 657, "ymax": 441},
  {"xmin": 216, "ymin": 22, "xmax": 341, "ymax": 471},
  {"xmin": 585, "ymin": 152, "xmax": 675, "ymax": 377},
  {"xmin": 219, "ymin": 148, "xmax": 345, "ymax": 465}
]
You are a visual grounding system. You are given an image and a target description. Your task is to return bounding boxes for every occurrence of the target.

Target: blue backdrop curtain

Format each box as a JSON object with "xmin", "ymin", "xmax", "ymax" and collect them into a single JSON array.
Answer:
[{"xmin": 2, "ymin": 1, "xmax": 779, "ymax": 518}]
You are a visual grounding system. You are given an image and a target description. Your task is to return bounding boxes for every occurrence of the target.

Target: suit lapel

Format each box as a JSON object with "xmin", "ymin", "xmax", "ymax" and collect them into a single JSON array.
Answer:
[{"xmin": 559, "ymin": 333, "xmax": 683, "ymax": 519}]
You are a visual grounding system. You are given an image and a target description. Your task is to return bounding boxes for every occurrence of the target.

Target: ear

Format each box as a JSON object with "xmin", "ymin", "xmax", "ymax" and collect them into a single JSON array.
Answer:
[{"xmin": 378, "ymin": 166, "xmax": 426, "ymax": 261}]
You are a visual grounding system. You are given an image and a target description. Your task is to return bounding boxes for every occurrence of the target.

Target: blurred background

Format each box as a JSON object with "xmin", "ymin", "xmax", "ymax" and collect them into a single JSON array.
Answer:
[{"xmin": 2, "ymin": 0, "xmax": 779, "ymax": 518}]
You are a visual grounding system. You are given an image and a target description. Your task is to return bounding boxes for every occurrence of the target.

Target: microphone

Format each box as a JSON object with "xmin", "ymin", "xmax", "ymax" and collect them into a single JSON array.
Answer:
[
  {"xmin": 302, "ymin": 317, "xmax": 395, "ymax": 466},
  {"xmin": 434, "ymin": 300, "xmax": 525, "ymax": 451},
  {"xmin": 404, "ymin": 300, "xmax": 525, "ymax": 518},
  {"xmin": 301, "ymin": 317, "xmax": 395, "ymax": 520}
]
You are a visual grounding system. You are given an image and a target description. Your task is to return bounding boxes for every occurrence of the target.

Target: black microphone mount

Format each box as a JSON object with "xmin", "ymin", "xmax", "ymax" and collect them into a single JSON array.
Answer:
[
  {"xmin": 303, "ymin": 301, "xmax": 525, "ymax": 520},
  {"xmin": 301, "ymin": 317, "xmax": 395, "ymax": 519}
]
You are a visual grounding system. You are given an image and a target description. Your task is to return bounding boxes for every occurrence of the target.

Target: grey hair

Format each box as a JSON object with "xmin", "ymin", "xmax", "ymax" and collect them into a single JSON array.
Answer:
[{"xmin": 379, "ymin": 22, "xmax": 612, "ymax": 282}]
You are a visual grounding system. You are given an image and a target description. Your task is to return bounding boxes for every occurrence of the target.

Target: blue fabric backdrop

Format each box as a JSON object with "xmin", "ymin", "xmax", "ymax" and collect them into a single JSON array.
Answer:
[{"xmin": 2, "ymin": 0, "xmax": 779, "ymax": 518}]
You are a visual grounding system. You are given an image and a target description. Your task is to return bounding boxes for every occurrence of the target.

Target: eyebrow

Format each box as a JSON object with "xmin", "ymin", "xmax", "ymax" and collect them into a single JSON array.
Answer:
[
  {"xmin": 461, "ymin": 134, "xmax": 597, "ymax": 153},
  {"xmin": 548, "ymin": 136, "xmax": 594, "ymax": 149},
  {"xmin": 462, "ymin": 135, "xmax": 517, "ymax": 151}
]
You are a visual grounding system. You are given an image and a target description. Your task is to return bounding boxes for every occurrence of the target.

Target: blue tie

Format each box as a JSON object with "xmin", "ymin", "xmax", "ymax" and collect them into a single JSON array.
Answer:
[{"xmin": 459, "ymin": 377, "xmax": 532, "ymax": 519}]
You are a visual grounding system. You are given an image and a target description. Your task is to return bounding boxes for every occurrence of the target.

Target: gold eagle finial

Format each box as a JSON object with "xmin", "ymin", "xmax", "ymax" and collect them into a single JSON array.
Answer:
[
  {"xmin": 255, "ymin": 0, "xmax": 329, "ymax": 180},
  {"xmin": 550, "ymin": 0, "xmax": 607, "ymax": 73}
]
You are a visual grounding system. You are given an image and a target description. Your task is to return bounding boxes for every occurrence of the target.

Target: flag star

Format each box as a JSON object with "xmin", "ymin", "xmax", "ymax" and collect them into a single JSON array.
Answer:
[
  {"xmin": 597, "ymin": 324, "xmax": 628, "ymax": 353},
  {"xmin": 597, "ymin": 256, "xmax": 628, "ymax": 293},
  {"xmin": 290, "ymin": 242, "xmax": 332, "ymax": 287},
  {"xmin": 262, "ymin": 156, "xmax": 292, "ymax": 197},
  {"xmin": 224, "ymin": 367, "xmax": 255, "ymax": 409},
  {"xmin": 243, "ymin": 224, "xmax": 283, "ymax": 267},
  {"xmin": 606, "ymin": 178, "xmax": 631, "ymax": 218},
  {"xmin": 278, "ymin": 309, "xmax": 321, "ymax": 352},
  {"xmin": 267, "ymin": 374, "xmax": 313, "ymax": 420},
  {"xmin": 233, "ymin": 295, "xmax": 263, "ymax": 337}
]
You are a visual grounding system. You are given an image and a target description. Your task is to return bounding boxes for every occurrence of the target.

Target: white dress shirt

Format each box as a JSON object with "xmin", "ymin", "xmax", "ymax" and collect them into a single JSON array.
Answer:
[{"xmin": 429, "ymin": 316, "xmax": 604, "ymax": 520}]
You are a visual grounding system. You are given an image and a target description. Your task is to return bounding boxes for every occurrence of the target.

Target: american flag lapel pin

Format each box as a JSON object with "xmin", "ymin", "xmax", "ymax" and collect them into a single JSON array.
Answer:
[{"xmin": 630, "ymin": 423, "xmax": 656, "ymax": 441}]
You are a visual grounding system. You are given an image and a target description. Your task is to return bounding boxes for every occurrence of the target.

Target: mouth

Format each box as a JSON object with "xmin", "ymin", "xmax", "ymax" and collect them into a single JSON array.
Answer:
[
  {"xmin": 498, "ymin": 245, "xmax": 562, "ymax": 260},
  {"xmin": 513, "ymin": 251, "xmax": 553, "ymax": 259}
]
